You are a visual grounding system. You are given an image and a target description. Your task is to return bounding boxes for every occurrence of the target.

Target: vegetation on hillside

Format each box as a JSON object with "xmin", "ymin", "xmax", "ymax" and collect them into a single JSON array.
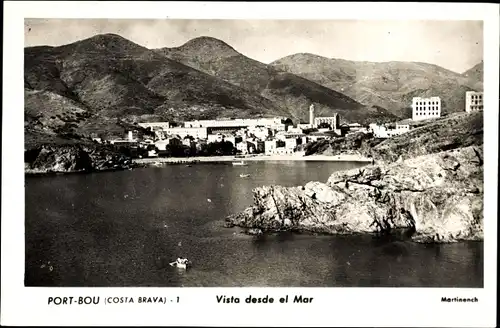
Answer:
[{"xmin": 271, "ymin": 53, "xmax": 484, "ymax": 118}]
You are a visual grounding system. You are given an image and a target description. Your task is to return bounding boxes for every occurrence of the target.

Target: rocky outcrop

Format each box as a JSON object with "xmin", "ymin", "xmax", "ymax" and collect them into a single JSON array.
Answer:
[
  {"xmin": 226, "ymin": 146, "xmax": 484, "ymax": 243},
  {"xmin": 305, "ymin": 132, "xmax": 382, "ymax": 157},
  {"xmin": 305, "ymin": 112, "xmax": 483, "ymax": 163},
  {"xmin": 25, "ymin": 144, "xmax": 133, "ymax": 174}
]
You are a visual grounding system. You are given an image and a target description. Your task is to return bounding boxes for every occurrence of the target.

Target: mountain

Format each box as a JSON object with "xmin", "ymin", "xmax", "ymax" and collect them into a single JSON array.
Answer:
[
  {"xmin": 24, "ymin": 34, "xmax": 289, "ymax": 147},
  {"xmin": 462, "ymin": 61, "xmax": 483, "ymax": 90},
  {"xmin": 155, "ymin": 37, "xmax": 398, "ymax": 124},
  {"xmin": 271, "ymin": 53, "xmax": 484, "ymax": 118}
]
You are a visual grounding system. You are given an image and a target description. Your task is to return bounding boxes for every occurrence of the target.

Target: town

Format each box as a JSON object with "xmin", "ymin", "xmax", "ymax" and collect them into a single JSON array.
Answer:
[{"xmin": 96, "ymin": 91, "xmax": 484, "ymax": 159}]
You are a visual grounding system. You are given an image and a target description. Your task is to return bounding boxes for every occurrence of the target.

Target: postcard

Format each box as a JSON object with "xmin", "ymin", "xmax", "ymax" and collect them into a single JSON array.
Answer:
[{"xmin": 2, "ymin": 1, "xmax": 498, "ymax": 327}]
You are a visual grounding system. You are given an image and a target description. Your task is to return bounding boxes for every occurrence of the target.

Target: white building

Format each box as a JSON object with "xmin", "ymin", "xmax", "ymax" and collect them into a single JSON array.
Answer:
[
  {"xmin": 465, "ymin": 91, "xmax": 483, "ymax": 113},
  {"xmin": 207, "ymin": 134, "xmax": 224, "ymax": 143},
  {"xmin": 248, "ymin": 126, "xmax": 271, "ymax": 140},
  {"xmin": 369, "ymin": 124, "xmax": 390, "ymax": 138},
  {"xmin": 297, "ymin": 123, "xmax": 313, "ymax": 130},
  {"xmin": 138, "ymin": 122, "xmax": 170, "ymax": 131},
  {"xmin": 285, "ymin": 138, "xmax": 297, "ymax": 150},
  {"xmin": 265, "ymin": 140, "xmax": 278, "ymax": 155},
  {"xmin": 184, "ymin": 117, "xmax": 284, "ymax": 129},
  {"xmin": 154, "ymin": 140, "xmax": 170, "ymax": 151},
  {"xmin": 163, "ymin": 127, "xmax": 208, "ymax": 139},
  {"xmin": 236, "ymin": 141, "xmax": 256, "ymax": 154},
  {"xmin": 314, "ymin": 114, "xmax": 340, "ymax": 129},
  {"xmin": 309, "ymin": 104, "xmax": 315, "ymax": 127},
  {"xmin": 394, "ymin": 123, "xmax": 410, "ymax": 134},
  {"xmin": 287, "ymin": 127, "xmax": 304, "ymax": 134},
  {"xmin": 370, "ymin": 123, "xmax": 410, "ymax": 138},
  {"xmin": 412, "ymin": 96, "xmax": 441, "ymax": 121}
]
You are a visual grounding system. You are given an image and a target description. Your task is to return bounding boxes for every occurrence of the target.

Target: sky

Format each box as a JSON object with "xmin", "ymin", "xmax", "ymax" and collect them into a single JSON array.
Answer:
[{"xmin": 24, "ymin": 19, "xmax": 483, "ymax": 73}]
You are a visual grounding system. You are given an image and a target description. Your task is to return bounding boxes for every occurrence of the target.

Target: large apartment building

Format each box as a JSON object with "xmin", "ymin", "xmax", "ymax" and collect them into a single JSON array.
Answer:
[
  {"xmin": 465, "ymin": 91, "xmax": 483, "ymax": 113},
  {"xmin": 412, "ymin": 96, "xmax": 441, "ymax": 121}
]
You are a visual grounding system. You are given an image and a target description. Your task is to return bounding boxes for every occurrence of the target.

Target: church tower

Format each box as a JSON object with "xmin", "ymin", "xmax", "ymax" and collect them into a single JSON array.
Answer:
[{"xmin": 309, "ymin": 104, "xmax": 315, "ymax": 127}]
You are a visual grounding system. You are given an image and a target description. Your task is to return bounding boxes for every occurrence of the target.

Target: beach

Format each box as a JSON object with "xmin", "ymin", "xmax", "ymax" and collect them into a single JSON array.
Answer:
[{"xmin": 133, "ymin": 153, "xmax": 373, "ymax": 165}]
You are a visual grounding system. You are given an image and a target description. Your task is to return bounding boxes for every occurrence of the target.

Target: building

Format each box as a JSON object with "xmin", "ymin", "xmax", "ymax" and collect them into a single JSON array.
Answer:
[
  {"xmin": 162, "ymin": 127, "xmax": 208, "ymax": 139},
  {"xmin": 369, "ymin": 123, "xmax": 410, "ymax": 138},
  {"xmin": 248, "ymin": 126, "xmax": 271, "ymax": 140},
  {"xmin": 287, "ymin": 127, "xmax": 303, "ymax": 134},
  {"xmin": 236, "ymin": 140, "xmax": 256, "ymax": 155},
  {"xmin": 207, "ymin": 134, "xmax": 224, "ymax": 143},
  {"xmin": 184, "ymin": 117, "xmax": 285, "ymax": 129},
  {"xmin": 297, "ymin": 123, "xmax": 313, "ymax": 130},
  {"xmin": 265, "ymin": 140, "xmax": 278, "ymax": 155},
  {"xmin": 369, "ymin": 124, "xmax": 390, "ymax": 138},
  {"xmin": 394, "ymin": 123, "xmax": 410, "ymax": 134},
  {"xmin": 309, "ymin": 104, "xmax": 315, "ymax": 127},
  {"xmin": 154, "ymin": 137, "xmax": 181, "ymax": 151},
  {"xmin": 465, "ymin": 91, "xmax": 483, "ymax": 113},
  {"xmin": 138, "ymin": 122, "xmax": 170, "ymax": 131},
  {"xmin": 314, "ymin": 114, "xmax": 340, "ymax": 129},
  {"xmin": 285, "ymin": 138, "xmax": 298, "ymax": 151},
  {"xmin": 412, "ymin": 96, "xmax": 441, "ymax": 121}
]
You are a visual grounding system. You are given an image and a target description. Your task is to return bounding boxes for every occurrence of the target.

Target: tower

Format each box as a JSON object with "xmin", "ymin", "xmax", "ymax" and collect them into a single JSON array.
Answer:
[{"xmin": 309, "ymin": 104, "xmax": 315, "ymax": 127}]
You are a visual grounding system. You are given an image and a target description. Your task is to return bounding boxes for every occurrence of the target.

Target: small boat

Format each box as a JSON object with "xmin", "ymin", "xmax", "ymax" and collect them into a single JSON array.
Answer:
[
  {"xmin": 169, "ymin": 257, "xmax": 190, "ymax": 269},
  {"xmin": 232, "ymin": 161, "xmax": 248, "ymax": 166},
  {"xmin": 239, "ymin": 174, "xmax": 250, "ymax": 178},
  {"xmin": 185, "ymin": 164, "xmax": 192, "ymax": 167}
]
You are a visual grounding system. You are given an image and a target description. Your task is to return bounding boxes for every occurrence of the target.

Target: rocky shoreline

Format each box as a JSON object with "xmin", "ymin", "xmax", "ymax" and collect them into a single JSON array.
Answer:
[
  {"xmin": 24, "ymin": 144, "xmax": 134, "ymax": 175},
  {"xmin": 225, "ymin": 146, "xmax": 484, "ymax": 243}
]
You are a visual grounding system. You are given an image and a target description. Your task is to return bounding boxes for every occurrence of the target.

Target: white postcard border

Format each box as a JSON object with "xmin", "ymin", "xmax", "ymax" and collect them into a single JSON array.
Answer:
[{"xmin": 2, "ymin": 2, "xmax": 498, "ymax": 327}]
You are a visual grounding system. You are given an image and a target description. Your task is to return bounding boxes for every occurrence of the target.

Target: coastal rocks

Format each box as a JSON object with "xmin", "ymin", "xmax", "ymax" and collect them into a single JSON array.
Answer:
[
  {"xmin": 305, "ymin": 112, "xmax": 483, "ymax": 165},
  {"xmin": 25, "ymin": 144, "xmax": 133, "ymax": 174},
  {"xmin": 226, "ymin": 146, "xmax": 483, "ymax": 243},
  {"xmin": 365, "ymin": 112, "xmax": 483, "ymax": 163},
  {"xmin": 305, "ymin": 132, "xmax": 382, "ymax": 157}
]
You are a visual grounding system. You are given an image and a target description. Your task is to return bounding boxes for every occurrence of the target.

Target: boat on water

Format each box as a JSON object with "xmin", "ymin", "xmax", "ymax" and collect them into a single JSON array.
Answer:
[
  {"xmin": 169, "ymin": 257, "xmax": 190, "ymax": 269},
  {"xmin": 232, "ymin": 161, "xmax": 248, "ymax": 166},
  {"xmin": 239, "ymin": 174, "xmax": 251, "ymax": 178}
]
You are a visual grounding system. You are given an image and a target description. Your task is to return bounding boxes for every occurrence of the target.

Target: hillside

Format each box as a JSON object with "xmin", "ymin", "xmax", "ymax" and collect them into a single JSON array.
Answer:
[
  {"xmin": 271, "ymin": 53, "xmax": 484, "ymax": 118},
  {"xmin": 462, "ymin": 61, "xmax": 484, "ymax": 90},
  {"xmin": 155, "ymin": 37, "xmax": 398, "ymax": 124},
  {"xmin": 24, "ymin": 34, "xmax": 288, "ymax": 148},
  {"xmin": 305, "ymin": 111, "xmax": 483, "ymax": 163}
]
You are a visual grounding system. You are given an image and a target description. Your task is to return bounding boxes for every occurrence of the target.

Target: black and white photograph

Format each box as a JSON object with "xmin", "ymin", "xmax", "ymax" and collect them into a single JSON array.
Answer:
[
  {"xmin": 2, "ymin": 2, "xmax": 498, "ymax": 327},
  {"xmin": 23, "ymin": 17, "xmax": 486, "ymax": 288}
]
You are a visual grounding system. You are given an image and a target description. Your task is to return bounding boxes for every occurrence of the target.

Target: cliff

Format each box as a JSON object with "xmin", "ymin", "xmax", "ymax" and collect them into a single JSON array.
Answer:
[
  {"xmin": 25, "ymin": 144, "xmax": 133, "ymax": 175},
  {"xmin": 225, "ymin": 146, "xmax": 484, "ymax": 243}
]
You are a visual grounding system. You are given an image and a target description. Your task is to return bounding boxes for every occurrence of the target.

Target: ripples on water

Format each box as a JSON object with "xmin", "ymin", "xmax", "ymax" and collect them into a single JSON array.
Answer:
[{"xmin": 25, "ymin": 161, "xmax": 483, "ymax": 287}]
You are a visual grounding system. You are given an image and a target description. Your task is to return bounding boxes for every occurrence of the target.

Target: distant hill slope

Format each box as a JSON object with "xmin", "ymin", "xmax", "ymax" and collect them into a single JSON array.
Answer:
[
  {"xmin": 462, "ymin": 61, "xmax": 483, "ymax": 90},
  {"xmin": 25, "ymin": 34, "xmax": 291, "ymax": 148},
  {"xmin": 155, "ymin": 37, "xmax": 398, "ymax": 124},
  {"xmin": 271, "ymin": 53, "xmax": 484, "ymax": 118}
]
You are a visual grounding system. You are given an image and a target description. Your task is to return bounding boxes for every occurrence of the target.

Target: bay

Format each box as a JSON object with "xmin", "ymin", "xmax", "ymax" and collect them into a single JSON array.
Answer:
[{"xmin": 25, "ymin": 161, "xmax": 483, "ymax": 287}]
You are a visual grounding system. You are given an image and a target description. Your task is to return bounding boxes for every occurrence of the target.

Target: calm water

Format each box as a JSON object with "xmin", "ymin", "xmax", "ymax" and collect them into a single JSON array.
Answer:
[{"xmin": 25, "ymin": 161, "xmax": 483, "ymax": 287}]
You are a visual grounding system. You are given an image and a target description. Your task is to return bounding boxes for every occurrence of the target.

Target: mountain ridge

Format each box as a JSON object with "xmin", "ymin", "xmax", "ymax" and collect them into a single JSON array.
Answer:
[
  {"xmin": 25, "ymin": 33, "xmax": 480, "ymax": 149},
  {"xmin": 271, "ymin": 53, "xmax": 483, "ymax": 118},
  {"xmin": 155, "ymin": 36, "xmax": 397, "ymax": 123}
]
